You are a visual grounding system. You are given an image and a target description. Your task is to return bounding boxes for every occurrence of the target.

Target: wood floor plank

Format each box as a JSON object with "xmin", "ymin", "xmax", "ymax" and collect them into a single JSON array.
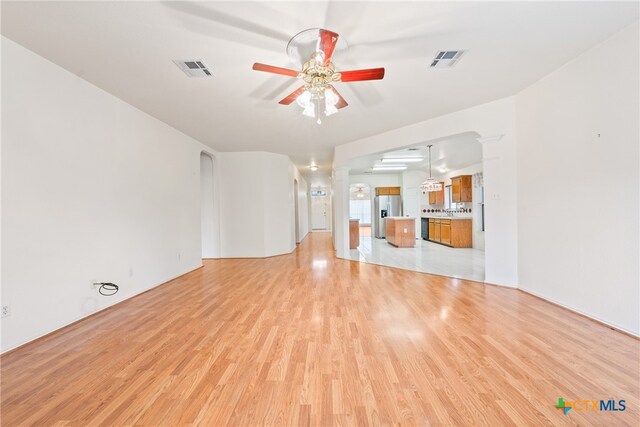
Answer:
[{"xmin": 1, "ymin": 233, "xmax": 638, "ymax": 426}]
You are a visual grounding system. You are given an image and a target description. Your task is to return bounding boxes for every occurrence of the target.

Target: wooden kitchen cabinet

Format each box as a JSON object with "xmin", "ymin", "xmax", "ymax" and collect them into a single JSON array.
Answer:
[
  {"xmin": 433, "ymin": 219, "xmax": 441, "ymax": 241},
  {"xmin": 440, "ymin": 222, "xmax": 451, "ymax": 245},
  {"xmin": 428, "ymin": 218, "xmax": 472, "ymax": 248},
  {"xmin": 375, "ymin": 186, "xmax": 401, "ymax": 196},
  {"xmin": 451, "ymin": 175, "xmax": 472, "ymax": 203},
  {"xmin": 427, "ymin": 182, "xmax": 445, "ymax": 205}
]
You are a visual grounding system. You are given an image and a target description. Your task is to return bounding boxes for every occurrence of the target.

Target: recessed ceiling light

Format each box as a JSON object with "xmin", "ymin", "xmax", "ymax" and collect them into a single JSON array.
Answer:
[
  {"xmin": 381, "ymin": 157, "xmax": 424, "ymax": 163},
  {"xmin": 372, "ymin": 165, "xmax": 408, "ymax": 171},
  {"xmin": 309, "ymin": 165, "xmax": 319, "ymax": 171}
]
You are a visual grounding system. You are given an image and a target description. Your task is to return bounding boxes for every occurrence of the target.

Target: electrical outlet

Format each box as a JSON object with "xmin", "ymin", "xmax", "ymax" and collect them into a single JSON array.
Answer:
[
  {"xmin": 129, "ymin": 268, "xmax": 134, "ymax": 277},
  {"xmin": 2, "ymin": 305, "xmax": 10, "ymax": 318},
  {"xmin": 177, "ymin": 252, "xmax": 181, "ymax": 261}
]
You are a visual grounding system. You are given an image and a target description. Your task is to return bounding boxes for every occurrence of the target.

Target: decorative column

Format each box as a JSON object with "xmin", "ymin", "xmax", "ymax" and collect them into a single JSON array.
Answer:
[
  {"xmin": 332, "ymin": 166, "xmax": 351, "ymax": 259},
  {"xmin": 476, "ymin": 133, "xmax": 518, "ymax": 288}
]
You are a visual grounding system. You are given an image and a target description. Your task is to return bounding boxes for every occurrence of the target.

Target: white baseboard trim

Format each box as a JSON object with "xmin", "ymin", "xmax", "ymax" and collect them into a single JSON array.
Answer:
[
  {"xmin": 519, "ymin": 287, "xmax": 639, "ymax": 338},
  {"xmin": 1, "ymin": 265, "xmax": 203, "ymax": 355}
]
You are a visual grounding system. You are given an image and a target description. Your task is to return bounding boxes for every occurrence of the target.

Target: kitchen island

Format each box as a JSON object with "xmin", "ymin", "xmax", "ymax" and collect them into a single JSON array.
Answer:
[{"xmin": 385, "ymin": 217, "xmax": 416, "ymax": 248}]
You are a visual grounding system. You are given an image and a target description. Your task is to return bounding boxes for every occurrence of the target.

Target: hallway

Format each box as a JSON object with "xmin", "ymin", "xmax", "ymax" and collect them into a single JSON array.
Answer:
[{"xmin": 1, "ymin": 233, "xmax": 638, "ymax": 426}]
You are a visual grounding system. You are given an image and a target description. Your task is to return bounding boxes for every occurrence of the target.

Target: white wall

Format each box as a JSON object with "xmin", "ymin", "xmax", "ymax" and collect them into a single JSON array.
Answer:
[
  {"xmin": 349, "ymin": 173, "xmax": 402, "ymax": 189},
  {"xmin": 1, "ymin": 37, "xmax": 210, "ymax": 352},
  {"xmin": 516, "ymin": 22, "xmax": 639, "ymax": 335},
  {"xmin": 218, "ymin": 152, "xmax": 304, "ymax": 258},
  {"xmin": 1, "ymin": 38, "xmax": 309, "ymax": 353}
]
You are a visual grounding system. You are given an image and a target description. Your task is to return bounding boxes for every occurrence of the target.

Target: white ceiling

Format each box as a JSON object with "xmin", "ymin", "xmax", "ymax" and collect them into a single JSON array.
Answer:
[
  {"xmin": 345, "ymin": 132, "xmax": 482, "ymax": 175},
  {"xmin": 2, "ymin": 1, "xmax": 638, "ymax": 185}
]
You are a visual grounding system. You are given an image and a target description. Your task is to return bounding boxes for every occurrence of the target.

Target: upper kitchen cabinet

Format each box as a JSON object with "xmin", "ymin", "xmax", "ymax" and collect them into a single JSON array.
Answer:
[
  {"xmin": 427, "ymin": 182, "xmax": 445, "ymax": 205},
  {"xmin": 451, "ymin": 175, "xmax": 472, "ymax": 203},
  {"xmin": 375, "ymin": 187, "xmax": 401, "ymax": 196}
]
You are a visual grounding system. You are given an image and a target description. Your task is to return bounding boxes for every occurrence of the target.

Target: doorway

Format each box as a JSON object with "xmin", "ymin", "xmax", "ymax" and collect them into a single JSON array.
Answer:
[
  {"xmin": 200, "ymin": 152, "xmax": 220, "ymax": 258},
  {"xmin": 311, "ymin": 188, "xmax": 329, "ymax": 230}
]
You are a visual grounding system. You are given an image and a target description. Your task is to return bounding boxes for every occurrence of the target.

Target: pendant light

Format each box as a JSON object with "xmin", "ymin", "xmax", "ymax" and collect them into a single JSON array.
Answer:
[{"xmin": 420, "ymin": 145, "xmax": 443, "ymax": 193}]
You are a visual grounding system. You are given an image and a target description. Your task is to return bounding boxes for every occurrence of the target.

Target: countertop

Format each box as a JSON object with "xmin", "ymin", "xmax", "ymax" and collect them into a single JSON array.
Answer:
[
  {"xmin": 385, "ymin": 216, "xmax": 417, "ymax": 220},
  {"xmin": 421, "ymin": 216, "xmax": 472, "ymax": 220}
]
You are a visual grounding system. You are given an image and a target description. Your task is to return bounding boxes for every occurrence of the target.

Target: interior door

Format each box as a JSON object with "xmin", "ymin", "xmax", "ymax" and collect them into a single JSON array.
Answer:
[{"xmin": 311, "ymin": 196, "xmax": 328, "ymax": 230}]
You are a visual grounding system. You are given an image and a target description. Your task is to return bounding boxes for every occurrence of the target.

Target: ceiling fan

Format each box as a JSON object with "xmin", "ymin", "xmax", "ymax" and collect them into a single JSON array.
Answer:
[{"xmin": 252, "ymin": 28, "xmax": 385, "ymax": 123}]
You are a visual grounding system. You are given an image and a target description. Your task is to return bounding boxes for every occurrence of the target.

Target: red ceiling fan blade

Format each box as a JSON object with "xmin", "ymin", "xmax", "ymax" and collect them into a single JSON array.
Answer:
[
  {"xmin": 339, "ymin": 68, "xmax": 385, "ymax": 82},
  {"xmin": 328, "ymin": 85, "xmax": 348, "ymax": 109},
  {"xmin": 252, "ymin": 63, "xmax": 299, "ymax": 77},
  {"xmin": 317, "ymin": 29, "xmax": 339, "ymax": 65},
  {"xmin": 278, "ymin": 86, "xmax": 306, "ymax": 105}
]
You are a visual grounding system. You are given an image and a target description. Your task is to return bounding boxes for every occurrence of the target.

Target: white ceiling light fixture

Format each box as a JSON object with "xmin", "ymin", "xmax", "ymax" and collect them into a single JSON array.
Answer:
[
  {"xmin": 420, "ymin": 145, "xmax": 443, "ymax": 192},
  {"xmin": 372, "ymin": 165, "xmax": 408, "ymax": 171},
  {"xmin": 294, "ymin": 79, "xmax": 341, "ymax": 125},
  {"xmin": 381, "ymin": 157, "xmax": 424, "ymax": 163},
  {"xmin": 309, "ymin": 164, "xmax": 319, "ymax": 171}
]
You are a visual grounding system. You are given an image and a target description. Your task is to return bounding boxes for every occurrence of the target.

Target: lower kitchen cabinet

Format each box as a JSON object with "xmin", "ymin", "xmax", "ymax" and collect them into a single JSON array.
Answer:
[
  {"xmin": 440, "ymin": 222, "xmax": 451, "ymax": 245},
  {"xmin": 427, "ymin": 218, "xmax": 472, "ymax": 248}
]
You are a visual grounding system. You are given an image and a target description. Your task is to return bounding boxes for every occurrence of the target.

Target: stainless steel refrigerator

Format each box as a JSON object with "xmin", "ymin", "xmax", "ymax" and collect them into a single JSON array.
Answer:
[{"xmin": 374, "ymin": 195, "xmax": 402, "ymax": 238}]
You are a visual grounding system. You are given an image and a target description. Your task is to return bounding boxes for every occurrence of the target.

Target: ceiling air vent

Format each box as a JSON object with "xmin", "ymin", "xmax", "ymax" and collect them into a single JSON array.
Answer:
[
  {"xmin": 430, "ymin": 50, "xmax": 466, "ymax": 68},
  {"xmin": 173, "ymin": 60, "xmax": 213, "ymax": 77}
]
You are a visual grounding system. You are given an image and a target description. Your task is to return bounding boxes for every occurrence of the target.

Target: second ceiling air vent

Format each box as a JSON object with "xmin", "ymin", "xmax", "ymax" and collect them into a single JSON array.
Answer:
[
  {"xmin": 173, "ymin": 60, "xmax": 213, "ymax": 77},
  {"xmin": 430, "ymin": 50, "xmax": 466, "ymax": 68}
]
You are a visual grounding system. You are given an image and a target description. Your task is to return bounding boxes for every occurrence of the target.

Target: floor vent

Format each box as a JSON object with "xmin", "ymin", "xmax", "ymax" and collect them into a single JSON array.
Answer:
[
  {"xmin": 430, "ymin": 50, "xmax": 466, "ymax": 68},
  {"xmin": 173, "ymin": 60, "xmax": 213, "ymax": 77}
]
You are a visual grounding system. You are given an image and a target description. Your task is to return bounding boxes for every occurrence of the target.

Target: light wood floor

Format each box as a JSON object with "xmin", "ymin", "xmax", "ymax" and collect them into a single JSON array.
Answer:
[{"xmin": 1, "ymin": 233, "xmax": 638, "ymax": 426}]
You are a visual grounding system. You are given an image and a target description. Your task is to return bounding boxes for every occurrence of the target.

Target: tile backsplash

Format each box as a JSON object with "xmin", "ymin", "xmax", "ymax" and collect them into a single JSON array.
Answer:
[{"xmin": 422, "ymin": 207, "xmax": 472, "ymax": 214}]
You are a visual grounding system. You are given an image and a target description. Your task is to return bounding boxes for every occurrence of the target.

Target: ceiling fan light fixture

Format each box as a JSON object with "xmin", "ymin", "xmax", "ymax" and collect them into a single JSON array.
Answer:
[
  {"xmin": 325, "ymin": 104, "xmax": 338, "ymax": 116},
  {"xmin": 253, "ymin": 28, "xmax": 384, "ymax": 123},
  {"xmin": 296, "ymin": 90, "xmax": 311, "ymax": 108},
  {"xmin": 324, "ymin": 87, "xmax": 339, "ymax": 116},
  {"xmin": 303, "ymin": 104, "xmax": 315, "ymax": 118}
]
